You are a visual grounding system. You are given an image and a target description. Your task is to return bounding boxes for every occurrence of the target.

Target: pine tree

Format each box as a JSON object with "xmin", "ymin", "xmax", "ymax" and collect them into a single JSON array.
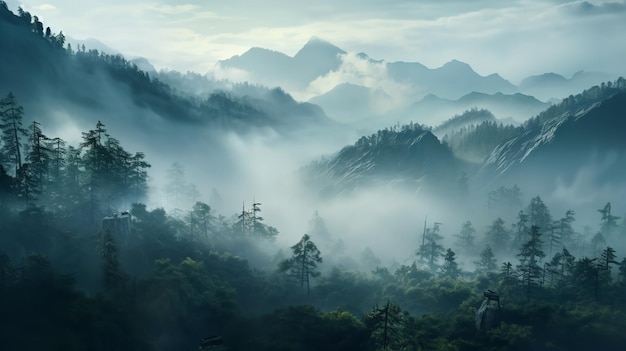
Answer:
[
  {"xmin": 188, "ymin": 201, "xmax": 215, "ymax": 239},
  {"xmin": 598, "ymin": 202, "xmax": 620, "ymax": 238},
  {"xmin": 486, "ymin": 218, "xmax": 510, "ymax": 253},
  {"xmin": 517, "ymin": 225, "xmax": 545, "ymax": 302},
  {"xmin": 418, "ymin": 222, "xmax": 445, "ymax": 272},
  {"xmin": 598, "ymin": 247, "xmax": 618, "ymax": 283},
  {"xmin": 25, "ymin": 121, "xmax": 51, "ymax": 194},
  {"xmin": 441, "ymin": 248, "xmax": 461, "ymax": 279},
  {"xmin": 365, "ymin": 301, "xmax": 403, "ymax": 351},
  {"xmin": 558, "ymin": 210, "xmax": 576, "ymax": 250},
  {"xmin": 498, "ymin": 261, "xmax": 517, "ymax": 297},
  {"xmin": 546, "ymin": 220, "xmax": 561, "ymax": 259},
  {"xmin": 511, "ymin": 210, "xmax": 529, "ymax": 251},
  {"xmin": 572, "ymin": 257, "xmax": 600, "ymax": 301},
  {"xmin": 527, "ymin": 196, "xmax": 552, "ymax": 231},
  {"xmin": 0, "ymin": 92, "xmax": 28, "ymax": 176},
  {"xmin": 234, "ymin": 201, "xmax": 251, "ymax": 236},
  {"xmin": 49, "ymin": 137, "xmax": 66, "ymax": 184},
  {"xmin": 128, "ymin": 152, "xmax": 150, "ymax": 200},
  {"xmin": 80, "ymin": 121, "xmax": 107, "ymax": 224},
  {"xmin": 455, "ymin": 220, "xmax": 475, "ymax": 250},
  {"xmin": 278, "ymin": 234, "xmax": 322, "ymax": 296},
  {"xmin": 476, "ymin": 245, "xmax": 498, "ymax": 274}
]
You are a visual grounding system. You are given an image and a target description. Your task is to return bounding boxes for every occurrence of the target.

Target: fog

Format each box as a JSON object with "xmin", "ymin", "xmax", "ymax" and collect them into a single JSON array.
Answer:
[
  {"xmin": 12, "ymin": 68, "xmax": 626, "ymax": 276},
  {"xmin": 3, "ymin": 8, "xmax": 626, "ymax": 280}
]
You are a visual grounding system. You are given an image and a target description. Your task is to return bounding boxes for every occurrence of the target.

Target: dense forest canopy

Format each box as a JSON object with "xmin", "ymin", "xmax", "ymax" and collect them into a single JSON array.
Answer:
[{"xmin": 2, "ymin": 3, "xmax": 626, "ymax": 351}]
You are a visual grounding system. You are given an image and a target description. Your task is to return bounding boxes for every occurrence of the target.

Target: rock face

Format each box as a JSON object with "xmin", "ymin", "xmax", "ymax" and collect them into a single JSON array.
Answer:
[
  {"xmin": 475, "ymin": 290, "xmax": 501, "ymax": 332},
  {"xmin": 478, "ymin": 85, "xmax": 626, "ymax": 194}
]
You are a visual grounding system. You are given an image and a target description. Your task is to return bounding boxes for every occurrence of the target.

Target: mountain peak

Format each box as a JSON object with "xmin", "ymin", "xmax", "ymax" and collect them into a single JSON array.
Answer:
[
  {"xmin": 295, "ymin": 36, "xmax": 346, "ymax": 58},
  {"xmin": 441, "ymin": 59, "xmax": 473, "ymax": 71}
]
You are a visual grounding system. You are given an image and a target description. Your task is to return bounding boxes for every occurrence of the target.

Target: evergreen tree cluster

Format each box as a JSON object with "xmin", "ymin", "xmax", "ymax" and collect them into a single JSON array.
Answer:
[{"xmin": 0, "ymin": 92, "xmax": 151, "ymax": 222}]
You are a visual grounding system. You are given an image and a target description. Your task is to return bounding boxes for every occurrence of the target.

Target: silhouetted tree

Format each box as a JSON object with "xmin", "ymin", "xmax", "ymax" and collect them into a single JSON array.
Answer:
[
  {"xmin": 441, "ymin": 248, "xmax": 461, "ymax": 279},
  {"xmin": 476, "ymin": 245, "xmax": 497, "ymax": 274},
  {"xmin": 485, "ymin": 217, "xmax": 510, "ymax": 253},
  {"xmin": 517, "ymin": 225, "xmax": 545, "ymax": 302},
  {"xmin": 511, "ymin": 210, "xmax": 529, "ymax": 250},
  {"xmin": 598, "ymin": 202, "xmax": 620, "ymax": 238},
  {"xmin": 278, "ymin": 234, "xmax": 322, "ymax": 295},
  {"xmin": 128, "ymin": 151, "xmax": 150, "ymax": 200},
  {"xmin": 26, "ymin": 121, "xmax": 51, "ymax": 193},
  {"xmin": 454, "ymin": 220, "xmax": 475, "ymax": 250},
  {"xmin": 365, "ymin": 301, "xmax": 403, "ymax": 351},
  {"xmin": 187, "ymin": 201, "xmax": 215, "ymax": 239},
  {"xmin": 418, "ymin": 222, "xmax": 445, "ymax": 272},
  {"xmin": 0, "ymin": 92, "xmax": 28, "ymax": 176},
  {"xmin": 527, "ymin": 196, "xmax": 552, "ymax": 232}
]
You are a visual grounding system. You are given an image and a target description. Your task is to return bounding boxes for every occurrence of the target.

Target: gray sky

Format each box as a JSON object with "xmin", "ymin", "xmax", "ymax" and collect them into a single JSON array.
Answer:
[{"xmin": 8, "ymin": 0, "xmax": 626, "ymax": 83}]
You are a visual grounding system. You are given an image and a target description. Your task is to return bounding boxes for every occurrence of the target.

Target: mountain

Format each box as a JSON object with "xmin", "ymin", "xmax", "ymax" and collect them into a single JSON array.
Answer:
[
  {"xmin": 387, "ymin": 59, "xmax": 517, "ymax": 100},
  {"xmin": 519, "ymin": 71, "xmax": 613, "ymax": 101},
  {"xmin": 219, "ymin": 38, "xmax": 518, "ymax": 102},
  {"xmin": 433, "ymin": 108, "xmax": 497, "ymax": 137},
  {"xmin": 217, "ymin": 37, "xmax": 345, "ymax": 91},
  {"xmin": 435, "ymin": 109, "xmax": 523, "ymax": 164},
  {"xmin": 67, "ymin": 37, "xmax": 120, "ymax": 55},
  {"xmin": 0, "ymin": 7, "xmax": 332, "ymax": 137},
  {"xmin": 478, "ymin": 78, "xmax": 626, "ymax": 194},
  {"xmin": 129, "ymin": 57, "xmax": 157, "ymax": 75},
  {"xmin": 407, "ymin": 91, "xmax": 549, "ymax": 126},
  {"xmin": 303, "ymin": 123, "xmax": 462, "ymax": 197}
]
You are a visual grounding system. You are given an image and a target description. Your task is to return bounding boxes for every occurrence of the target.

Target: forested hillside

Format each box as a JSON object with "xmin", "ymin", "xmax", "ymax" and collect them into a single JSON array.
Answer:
[
  {"xmin": 3, "ymin": 109, "xmax": 626, "ymax": 350},
  {"xmin": 3, "ymin": 3, "xmax": 626, "ymax": 351},
  {"xmin": 0, "ymin": 3, "xmax": 331, "ymax": 133}
]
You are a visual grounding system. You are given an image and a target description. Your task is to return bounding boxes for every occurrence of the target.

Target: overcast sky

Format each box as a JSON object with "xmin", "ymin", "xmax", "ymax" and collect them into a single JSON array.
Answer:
[{"xmin": 7, "ymin": 0, "xmax": 626, "ymax": 83}]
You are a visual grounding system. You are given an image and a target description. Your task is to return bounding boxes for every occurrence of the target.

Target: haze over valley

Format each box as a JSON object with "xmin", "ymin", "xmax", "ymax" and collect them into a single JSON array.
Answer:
[{"xmin": 2, "ymin": 1, "xmax": 626, "ymax": 350}]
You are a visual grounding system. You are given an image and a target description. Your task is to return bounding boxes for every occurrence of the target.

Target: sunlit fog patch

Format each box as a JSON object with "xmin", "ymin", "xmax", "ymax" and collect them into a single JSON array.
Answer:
[
  {"xmin": 304, "ymin": 52, "xmax": 412, "ymax": 110},
  {"xmin": 209, "ymin": 63, "xmax": 252, "ymax": 82}
]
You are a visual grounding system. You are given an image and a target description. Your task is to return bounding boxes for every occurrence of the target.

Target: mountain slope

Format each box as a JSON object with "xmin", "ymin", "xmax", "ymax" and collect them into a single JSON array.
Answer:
[
  {"xmin": 303, "ymin": 123, "xmax": 462, "ymax": 196},
  {"xmin": 478, "ymin": 79, "xmax": 626, "ymax": 194},
  {"xmin": 0, "ymin": 7, "xmax": 331, "ymax": 135}
]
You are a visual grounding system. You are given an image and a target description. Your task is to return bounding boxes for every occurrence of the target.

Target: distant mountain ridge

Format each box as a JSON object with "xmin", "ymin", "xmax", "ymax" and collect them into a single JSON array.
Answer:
[
  {"xmin": 519, "ymin": 71, "xmax": 613, "ymax": 101},
  {"xmin": 304, "ymin": 78, "xmax": 626, "ymax": 198},
  {"xmin": 0, "ymin": 7, "xmax": 332, "ymax": 136},
  {"xmin": 218, "ymin": 37, "xmax": 346, "ymax": 92},
  {"xmin": 406, "ymin": 91, "xmax": 549, "ymax": 126},
  {"xmin": 219, "ymin": 37, "xmax": 517, "ymax": 101}
]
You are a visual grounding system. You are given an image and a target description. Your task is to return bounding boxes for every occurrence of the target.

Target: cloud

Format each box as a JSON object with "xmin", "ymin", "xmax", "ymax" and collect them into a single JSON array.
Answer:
[
  {"xmin": 33, "ymin": 4, "xmax": 56, "ymax": 11},
  {"xmin": 304, "ymin": 52, "xmax": 412, "ymax": 112},
  {"xmin": 8, "ymin": 0, "xmax": 626, "ymax": 83},
  {"xmin": 148, "ymin": 4, "xmax": 198, "ymax": 15}
]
